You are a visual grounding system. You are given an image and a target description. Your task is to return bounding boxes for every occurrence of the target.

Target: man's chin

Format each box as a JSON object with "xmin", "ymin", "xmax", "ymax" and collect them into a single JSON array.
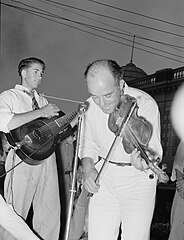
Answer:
[
  {"xmin": 101, "ymin": 108, "xmax": 113, "ymax": 114},
  {"xmin": 35, "ymin": 83, "xmax": 40, "ymax": 88}
]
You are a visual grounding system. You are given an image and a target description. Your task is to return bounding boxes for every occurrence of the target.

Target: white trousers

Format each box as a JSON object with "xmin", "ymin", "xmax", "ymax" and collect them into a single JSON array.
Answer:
[
  {"xmin": 88, "ymin": 162, "xmax": 157, "ymax": 240},
  {"xmin": 2, "ymin": 150, "xmax": 60, "ymax": 240}
]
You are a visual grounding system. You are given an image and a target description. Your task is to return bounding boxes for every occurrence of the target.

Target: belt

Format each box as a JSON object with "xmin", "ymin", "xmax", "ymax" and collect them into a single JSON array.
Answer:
[{"xmin": 109, "ymin": 161, "xmax": 132, "ymax": 167}]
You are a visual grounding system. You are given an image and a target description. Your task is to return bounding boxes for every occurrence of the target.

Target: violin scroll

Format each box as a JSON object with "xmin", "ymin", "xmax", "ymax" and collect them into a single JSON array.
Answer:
[
  {"xmin": 140, "ymin": 147, "xmax": 169, "ymax": 183},
  {"xmin": 147, "ymin": 159, "xmax": 169, "ymax": 183}
]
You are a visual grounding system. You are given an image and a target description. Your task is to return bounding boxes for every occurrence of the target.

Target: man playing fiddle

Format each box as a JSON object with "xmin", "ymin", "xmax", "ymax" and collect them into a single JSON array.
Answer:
[
  {"xmin": 78, "ymin": 59, "xmax": 163, "ymax": 240},
  {"xmin": 0, "ymin": 57, "xmax": 77, "ymax": 240}
]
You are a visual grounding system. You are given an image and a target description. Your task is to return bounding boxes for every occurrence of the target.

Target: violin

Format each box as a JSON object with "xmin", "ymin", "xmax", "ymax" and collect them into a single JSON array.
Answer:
[{"xmin": 108, "ymin": 94, "xmax": 169, "ymax": 183}]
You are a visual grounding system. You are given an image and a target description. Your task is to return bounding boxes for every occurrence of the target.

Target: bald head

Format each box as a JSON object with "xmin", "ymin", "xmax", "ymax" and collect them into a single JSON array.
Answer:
[
  {"xmin": 84, "ymin": 59, "xmax": 122, "ymax": 85},
  {"xmin": 84, "ymin": 59, "xmax": 122, "ymax": 114}
]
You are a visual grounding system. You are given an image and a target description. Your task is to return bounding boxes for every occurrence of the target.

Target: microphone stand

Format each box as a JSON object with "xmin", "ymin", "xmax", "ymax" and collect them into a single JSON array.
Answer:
[{"xmin": 64, "ymin": 103, "xmax": 87, "ymax": 240}]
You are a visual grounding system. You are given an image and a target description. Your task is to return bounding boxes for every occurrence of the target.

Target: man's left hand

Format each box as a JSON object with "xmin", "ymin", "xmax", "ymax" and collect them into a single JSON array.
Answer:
[{"xmin": 130, "ymin": 148, "xmax": 149, "ymax": 171}]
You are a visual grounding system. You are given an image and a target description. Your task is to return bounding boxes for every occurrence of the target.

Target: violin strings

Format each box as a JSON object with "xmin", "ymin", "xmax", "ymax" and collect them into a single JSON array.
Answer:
[{"xmin": 125, "ymin": 125, "xmax": 149, "ymax": 161}]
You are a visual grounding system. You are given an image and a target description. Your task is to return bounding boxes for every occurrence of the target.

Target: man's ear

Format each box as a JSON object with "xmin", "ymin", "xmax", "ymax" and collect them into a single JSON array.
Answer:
[
  {"xmin": 21, "ymin": 69, "xmax": 26, "ymax": 78},
  {"xmin": 119, "ymin": 80, "xmax": 125, "ymax": 96},
  {"xmin": 119, "ymin": 79, "xmax": 125, "ymax": 90}
]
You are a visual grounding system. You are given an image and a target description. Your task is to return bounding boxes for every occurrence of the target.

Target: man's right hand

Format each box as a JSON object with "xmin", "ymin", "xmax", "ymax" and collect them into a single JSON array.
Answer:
[
  {"xmin": 83, "ymin": 168, "xmax": 100, "ymax": 194},
  {"xmin": 39, "ymin": 103, "xmax": 60, "ymax": 118}
]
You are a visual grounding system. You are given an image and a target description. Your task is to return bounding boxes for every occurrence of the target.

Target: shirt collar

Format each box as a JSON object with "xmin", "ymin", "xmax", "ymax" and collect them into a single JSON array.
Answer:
[
  {"xmin": 15, "ymin": 84, "xmax": 38, "ymax": 96},
  {"xmin": 120, "ymin": 81, "xmax": 129, "ymax": 95}
]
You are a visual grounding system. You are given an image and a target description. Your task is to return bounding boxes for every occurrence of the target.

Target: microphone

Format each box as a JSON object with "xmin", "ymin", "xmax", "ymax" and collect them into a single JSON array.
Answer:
[{"xmin": 78, "ymin": 101, "xmax": 89, "ymax": 114}]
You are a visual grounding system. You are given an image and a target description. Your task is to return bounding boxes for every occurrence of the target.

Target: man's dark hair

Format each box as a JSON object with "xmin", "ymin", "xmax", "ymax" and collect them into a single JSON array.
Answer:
[
  {"xmin": 84, "ymin": 59, "xmax": 122, "ymax": 84},
  {"xmin": 18, "ymin": 57, "xmax": 46, "ymax": 76}
]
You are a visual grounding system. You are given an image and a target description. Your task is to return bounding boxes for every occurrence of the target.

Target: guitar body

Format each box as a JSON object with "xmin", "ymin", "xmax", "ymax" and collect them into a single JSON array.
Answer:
[{"xmin": 6, "ymin": 110, "xmax": 76, "ymax": 165}]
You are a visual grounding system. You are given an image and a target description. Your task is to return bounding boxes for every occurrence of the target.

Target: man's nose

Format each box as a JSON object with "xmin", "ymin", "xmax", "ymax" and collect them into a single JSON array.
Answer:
[
  {"xmin": 37, "ymin": 74, "xmax": 42, "ymax": 79},
  {"xmin": 99, "ymin": 96, "xmax": 106, "ymax": 107},
  {"xmin": 37, "ymin": 71, "xmax": 43, "ymax": 78}
]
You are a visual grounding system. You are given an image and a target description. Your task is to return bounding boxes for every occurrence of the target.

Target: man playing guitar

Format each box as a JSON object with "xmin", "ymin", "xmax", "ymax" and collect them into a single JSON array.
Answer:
[{"xmin": 0, "ymin": 57, "xmax": 77, "ymax": 240}]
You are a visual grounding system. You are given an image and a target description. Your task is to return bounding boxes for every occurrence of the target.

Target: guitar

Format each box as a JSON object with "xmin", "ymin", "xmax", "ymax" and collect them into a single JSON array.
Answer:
[{"xmin": 6, "ymin": 110, "xmax": 77, "ymax": 166}]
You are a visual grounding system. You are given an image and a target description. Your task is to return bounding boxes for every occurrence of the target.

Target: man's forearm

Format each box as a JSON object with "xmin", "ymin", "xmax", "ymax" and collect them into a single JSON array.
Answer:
[
  {"xmin": 81, "ymin": 157, "xmax": 95, "ymax": 174},
  {"xmin": 7, "ymin": 110, "xmax": 42, "ymax": 131}
]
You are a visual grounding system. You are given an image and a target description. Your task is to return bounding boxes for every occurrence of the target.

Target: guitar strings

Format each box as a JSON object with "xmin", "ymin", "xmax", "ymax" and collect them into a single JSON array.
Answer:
[
  {"xmin": 27, "ymin": 110, "xmax": 77, "ymax": 139},
  {"xmin": 50, "ymin": 111, "xmax": 77, "ymax": 128},
  {"xmin": 0, "ymin": 98, "xmax": 80, "ymax": 173},
  {"xmin": 24, "ymin": 111, "xmax": 78, "ymax": 158}
]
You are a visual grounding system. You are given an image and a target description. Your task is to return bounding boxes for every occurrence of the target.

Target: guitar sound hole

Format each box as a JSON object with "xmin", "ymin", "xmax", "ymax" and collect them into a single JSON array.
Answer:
[{"xmin": 33, "ymin": 129, "xmax": 42, "ymax": 140}]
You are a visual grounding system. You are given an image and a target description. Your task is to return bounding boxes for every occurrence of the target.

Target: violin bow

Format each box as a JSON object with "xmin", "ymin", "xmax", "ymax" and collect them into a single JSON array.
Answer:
[{"xmin": 95, "ymin": 101, "xmax": 137, "ymax": 184}]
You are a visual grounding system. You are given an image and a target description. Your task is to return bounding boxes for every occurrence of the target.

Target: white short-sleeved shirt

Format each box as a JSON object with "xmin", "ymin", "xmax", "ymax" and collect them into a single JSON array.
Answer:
[{"xmin": 0, "ymin": 84, "xmax": 47, "ymax": 133}]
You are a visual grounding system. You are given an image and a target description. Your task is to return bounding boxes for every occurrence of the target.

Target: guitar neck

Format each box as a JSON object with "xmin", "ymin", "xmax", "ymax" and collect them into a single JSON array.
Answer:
[{"xmin": 55, "ymin": 111, "xmax": 78, "ymax": 128}]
